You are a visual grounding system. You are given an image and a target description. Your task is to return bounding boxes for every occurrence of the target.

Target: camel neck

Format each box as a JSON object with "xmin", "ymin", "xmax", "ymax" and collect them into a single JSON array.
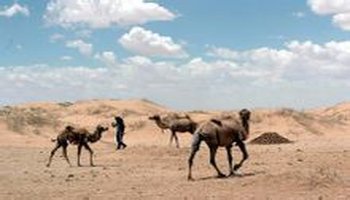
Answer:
[
  {"xmin": 241, "ymin": 119, "xmax": 250, "ymax": 139},
  {"xmin": 156, "ymin": 119, "xmax": 167, "ymax": 127},
  {"xmin": 88, "ymin": 130, "xmax": 102, "ymax": 143}
]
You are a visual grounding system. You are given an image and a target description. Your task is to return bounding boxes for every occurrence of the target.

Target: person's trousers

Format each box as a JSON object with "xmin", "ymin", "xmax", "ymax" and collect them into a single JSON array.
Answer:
[{"xmin": 116, "ymin": 131, "xmax": 126, "ymax": 149}]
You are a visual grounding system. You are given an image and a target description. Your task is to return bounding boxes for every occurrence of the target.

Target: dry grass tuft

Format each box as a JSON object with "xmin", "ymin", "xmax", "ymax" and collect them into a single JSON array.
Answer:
[
  {"xmin": 57, "ymin": 101, "xmax": 74, "ymax": 107},
  {"xmin": 188, "ymin": 110, "xmax": 209, "ymax": 114},
  {"xmin": 0, "ymin": 106, "xmax": 60, "ymax": 134},
  {"xmin": 87, "ymin": 104, "xmax": 116, "ymax": 115},
  {"xmin": 127, "ymin": 120, "xmax": 146, "ymax": 132},
  {"xmin": 306, "ymin": 166, "xmax": 343, "ymax": 189}
]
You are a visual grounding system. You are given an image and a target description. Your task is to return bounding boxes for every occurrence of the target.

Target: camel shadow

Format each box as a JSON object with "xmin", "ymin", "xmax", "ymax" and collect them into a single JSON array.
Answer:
[
  {"xmin": 195, "ymin": 171, "xmax": 264, "ymax": 182},
  {"xmin": 70, "ymin": 164, "xmax": 121, "ymax": 168}
]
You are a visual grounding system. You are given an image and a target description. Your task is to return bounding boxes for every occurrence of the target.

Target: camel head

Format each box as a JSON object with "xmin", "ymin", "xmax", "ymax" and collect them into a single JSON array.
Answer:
[
  {"xmin": 239, "ymin": 109, "xmax": 251, "ymax": 140},
  {"xmin": 239, "ymin": 109, "xmax": 251, "ymax": 122},
  {"xmin": 96, "ymin": 124, "xmax": 109, "ymax": 133},
  {"xmin": 88, "ymin": 124, "xmax": 108, "ymax": 143},
  {"xmin": 148, "ymin": 115, "xmax": 161, "ymax": 121}
]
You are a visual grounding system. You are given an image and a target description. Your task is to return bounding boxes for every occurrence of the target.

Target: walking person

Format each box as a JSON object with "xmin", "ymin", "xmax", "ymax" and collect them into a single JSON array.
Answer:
[{"xmin": 112, "ymin": 116, "xmax": 127, "ymax": 150}]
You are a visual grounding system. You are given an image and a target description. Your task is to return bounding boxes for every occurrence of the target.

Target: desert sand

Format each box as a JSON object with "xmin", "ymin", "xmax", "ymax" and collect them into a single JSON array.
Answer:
[{"xmin": 0, "ymin": 99, "xmax": 349, "ymax": 200}]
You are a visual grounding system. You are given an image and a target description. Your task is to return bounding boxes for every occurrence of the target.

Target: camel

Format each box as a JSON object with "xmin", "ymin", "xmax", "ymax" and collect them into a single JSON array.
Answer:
[
  {"xmin": 187, "ymin": 109, "xmax": 251, "ymax": 180},
  {"xmin": 148, "ymin": 114, "xmax": 170, "ymax": 133},
  {"xmin": 149, "ymin": 114, "xmax": 197, "ymax": 148},
  {"xmin": 148, "ymin": 113, "xmax": 190, "ymax": 133},
  {"xmin": 46, "ymin": 124, "xmax": 109, "ymax": 167}
]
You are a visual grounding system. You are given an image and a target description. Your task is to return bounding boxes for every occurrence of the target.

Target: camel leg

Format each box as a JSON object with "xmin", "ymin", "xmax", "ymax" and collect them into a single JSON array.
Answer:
[
  {"xmin": 233, "ymin": 141, "xmax": 248, "ymax": 172},
  {"xmin": 209, "ymin": 145, "xmax": 225, "ymax": 178},
  {"xmin": 169, "ymin": 131, "xmax": 174, "ymax": 146},
  {"xmin": 77, "ymin": 144, "xmax": 83, "ymax": 167},
  {"xmin": 188, "ymin": 133, "xmax": 202, "ymax": 180},
  {"xmin": 46, "ymin": 143, "xmax": 61, "ymax": 167},
  {"xmin": 173, "ymin": 131, "xmax": 180, "ymax": 148},
  {"xmin": 83, "ymin": 143, "xmax": 94, "ymax": 166},
  {"xmin": 62, "ymin": 144, "xmax": 71, "ymax": 167},
  {"xmin": 226, "ymin": 145, "xmax": 234, "ymax": 176}
]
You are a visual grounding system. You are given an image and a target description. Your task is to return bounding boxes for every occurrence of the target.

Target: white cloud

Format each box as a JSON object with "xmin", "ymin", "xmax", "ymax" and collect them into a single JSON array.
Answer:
[
  {"xmin": 292, "ymin": 11, "xmax": 306, "ymax": 18},
  {"xmin": 0, "ymin": 65, "xmax": 124, "ymax": 105},
  {"xmin": 60, "ymin": 56, "xmax": 72, "ymax": 61},
  {"xmin": 333, "ymin": 13, "xmax": 350, "ymax": 30},
  {"xmin": 75, "ymin": 30, "xmax": 92, "ymax": 38},
  {"xmin": 207, "ymin": 40, "xmax": 350, "ymax": 82},
  {"xmin": 3, "ymin": 40, "xmax": 350, "ymax": 109},
  {"xmin": 0, "ymin": 3, "xmax": 30, "ymax": 17},
  {"xmin": 283, "ymin": 40, "xmax": 350, "ymax": 79},
  {"xmin": 308, "ymin": 0, "xmax": 350, "ymax": 30},
  {"xmin": 50, "ymin": 33, "xmax": 65, "ymax": 43},
  {"xmin": 207, "ymin": 46, "xmax": 239, "ymax": 60},
  {"xmin": 308, "ymin": 0, "xmax": 350, "ymax": 14},
  {"xmin": 16, "ymin": 44, "xmax": 23, "ymax": 50},
  {"xmin": 44, "ymin": 0, "xmax": 176, "ymax": 29},
  {"xmin": 95, "ymin": 51, "xmax": 117, "ymax": 66},
  {"xmin": 119, "ymin": 26, "xmax": 187, "ymax": 58},
  {"xmin": 66, "ymin": 40, "xmax": 93, "ymax": 56}
]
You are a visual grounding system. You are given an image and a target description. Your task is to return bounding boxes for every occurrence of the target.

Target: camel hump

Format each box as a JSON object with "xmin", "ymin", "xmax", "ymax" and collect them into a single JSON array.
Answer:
[
  {"xmin": 183, "ymin": 114, "xmax": 191, "ymax": 119},
  {"xmin": 210, "ymin": 119, "xmax": 222, "ymax": 126}
]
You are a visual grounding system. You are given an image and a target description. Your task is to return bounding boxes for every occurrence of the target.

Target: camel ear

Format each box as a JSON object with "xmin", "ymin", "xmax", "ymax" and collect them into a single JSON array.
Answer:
[{"xmin": 65, "ymin": 125, "xmax": 74, "ymax": 132}]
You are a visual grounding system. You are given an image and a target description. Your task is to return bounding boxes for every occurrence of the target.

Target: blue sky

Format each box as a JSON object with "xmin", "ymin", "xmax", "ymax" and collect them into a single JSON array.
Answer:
[{"xmin": 1, "ymin": 0, "xmax": 350, "ymax": 110}]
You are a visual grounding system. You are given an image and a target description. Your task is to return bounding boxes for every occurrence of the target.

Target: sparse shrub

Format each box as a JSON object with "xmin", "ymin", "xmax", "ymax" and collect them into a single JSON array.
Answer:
[
  {"xmin": 189, "ymin": 110, "xmax": 208, "ymax": 114},
  {"xmin": 251, "ymin": 113, "xmax": 263, "ymax": 123},
  {"xmin": 57, "ymin": 102, "xmax": 74, "ymax": 107},
  {"xmin": 275, "ymin": 108, "xmax": 324, "ymax": 135},
  {"xmin": 127, "ymin": 120, "xmax": 146, "ymax": 132},
  {"xmin": 0, "ymin": 106, "xmax": 12, "ymax": 116},
  {"xmin": 119, "ymin": 109, "xmax": 140, "ymax": 117},
  {"xmin": 87, "ymin": 104, "xmax": 116, "ymax": 115},
  {"xmin": 306, "ymin": 166, "xmax": 342, "ymax": 189},
  {"xmin": 6, "ymin": 112, "xmax": 27, "ymax": 133},
  {"xmin": 33, "ymin": 128, "xmax": 41, "ymax": 135},
  {"xmin": 2, "ymin": 107, "xmax": 60, "ymax": 134}
]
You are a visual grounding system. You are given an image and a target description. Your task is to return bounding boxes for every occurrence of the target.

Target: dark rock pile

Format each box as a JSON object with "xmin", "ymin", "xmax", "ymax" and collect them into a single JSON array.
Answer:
[{"xmin": 249, "ymin": 132, "xmax": 292, "ymax": 145}]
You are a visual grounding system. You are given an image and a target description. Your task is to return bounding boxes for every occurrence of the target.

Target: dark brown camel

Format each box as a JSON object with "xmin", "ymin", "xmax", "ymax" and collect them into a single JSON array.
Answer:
[
  {"xmin": 187, "ymin": 109, "xmax": 251, "ymax": 180},
  {"xmin": 46, "ymin": 124, "xmax": 108, "ymax": 167},
  {"xmin": 149, "ymin": 114, "xmax": 197, "ymax": 148}
]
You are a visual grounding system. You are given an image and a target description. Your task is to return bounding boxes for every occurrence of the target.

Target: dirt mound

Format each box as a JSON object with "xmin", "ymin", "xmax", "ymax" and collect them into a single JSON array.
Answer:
[{"xmin": 250, "ymin": 132, "xmax": 292, "ymax": 145}]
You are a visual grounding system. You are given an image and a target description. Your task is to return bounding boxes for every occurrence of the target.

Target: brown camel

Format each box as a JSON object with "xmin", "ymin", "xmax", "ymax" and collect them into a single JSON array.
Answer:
[
  {"xmin": 148, "ymin": 113, "xmax": 190, "ymax": 133},
  {"xmin": 187, "ymin": 109, "xmax": 251, "ymax": 180},
  {"xmin": 149, "ymin": 114, "xmax": 197, "ymax": 148},
  {"xmin": 46, "ymin": 124, "xmax": 108, "ymax": 167},
  {"xmin": 148, "ymin": 114, "xmax": 170, "ymax": 133}
]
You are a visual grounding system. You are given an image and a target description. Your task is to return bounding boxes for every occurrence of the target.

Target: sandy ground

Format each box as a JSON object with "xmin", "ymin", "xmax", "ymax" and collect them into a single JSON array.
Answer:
[{"xmin": 0, "ymin": 100, "xmax": 349, "ymax": 200}]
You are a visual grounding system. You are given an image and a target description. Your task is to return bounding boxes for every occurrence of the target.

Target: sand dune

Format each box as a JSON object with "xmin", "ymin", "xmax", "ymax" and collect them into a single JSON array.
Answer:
[{"xmin": 0, "ymin": 99, "xmax": 349, "ymax": 199}]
